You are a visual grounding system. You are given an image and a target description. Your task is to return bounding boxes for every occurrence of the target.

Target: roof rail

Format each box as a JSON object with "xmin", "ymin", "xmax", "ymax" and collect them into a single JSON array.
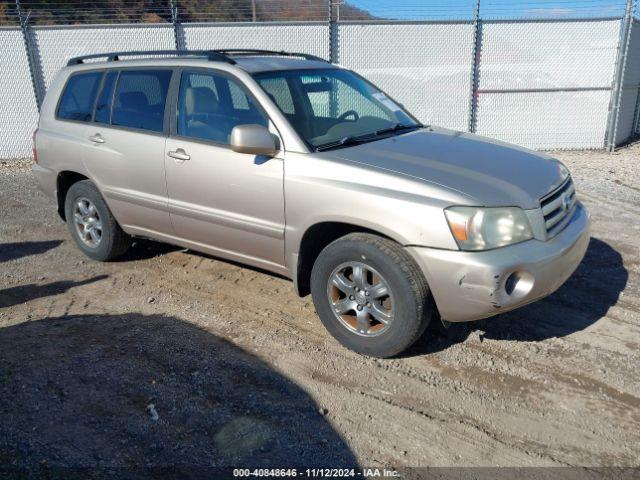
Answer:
[
  {"xmin": 66, "ymin": 50, "xmax": 235, "ymax": 66},
  {"xmin": 66, "ymin": 49, "xmax": 329, "ymax": 67},
  {"xmin": 212, "ymin": 49, "xmax": 329, "ymax": 63}
]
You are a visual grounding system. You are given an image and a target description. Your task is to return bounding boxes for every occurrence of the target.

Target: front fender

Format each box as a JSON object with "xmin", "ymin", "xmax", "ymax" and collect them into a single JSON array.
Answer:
[{"xmin": 283, "ymin": 152, "xmax": 461, "ymax": 275}]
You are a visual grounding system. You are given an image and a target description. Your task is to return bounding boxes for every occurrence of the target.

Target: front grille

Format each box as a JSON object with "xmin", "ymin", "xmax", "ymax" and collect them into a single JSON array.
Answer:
[{"xmin": 540, "ymin": 176, "xmax": 576, "ymax": 238}]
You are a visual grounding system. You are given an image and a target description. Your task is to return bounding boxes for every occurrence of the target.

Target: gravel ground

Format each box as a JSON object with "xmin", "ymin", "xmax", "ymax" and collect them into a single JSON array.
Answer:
[{"xmin": 0, "ymin": 144, "xmax": 639, "ymax": 474}]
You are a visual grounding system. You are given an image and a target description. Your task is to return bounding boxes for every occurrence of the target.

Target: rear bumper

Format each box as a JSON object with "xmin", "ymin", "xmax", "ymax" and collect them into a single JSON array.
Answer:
[{"xmin": 408, "ymin": 203, "xmax": 590, "ymax": 322}]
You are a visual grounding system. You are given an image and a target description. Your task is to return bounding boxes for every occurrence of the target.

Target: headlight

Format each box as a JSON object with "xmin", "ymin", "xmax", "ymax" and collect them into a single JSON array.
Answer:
[
  {"xmin": 557, "ymin": 161, "xmax": 570, "ymax": 181},
  {"xmin": 445, "ymin": 206, "xmax": 533, "ymax": 251}
]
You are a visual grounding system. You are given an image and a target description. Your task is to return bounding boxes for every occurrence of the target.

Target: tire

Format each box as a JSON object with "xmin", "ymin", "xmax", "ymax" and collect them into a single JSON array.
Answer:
[
  {"xmin": 310, "ymin": 232, "xmax": 434, "ymax": 358},
  {"xmin": 64, "ymin": 180, "xmax": 130, "ymax": 261}
]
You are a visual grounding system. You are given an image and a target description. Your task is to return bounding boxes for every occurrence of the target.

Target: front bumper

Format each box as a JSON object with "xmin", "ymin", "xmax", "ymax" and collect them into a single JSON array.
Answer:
[{"xmin": 408, "ymin": 203, "xmax": 590, "ymax": 322}]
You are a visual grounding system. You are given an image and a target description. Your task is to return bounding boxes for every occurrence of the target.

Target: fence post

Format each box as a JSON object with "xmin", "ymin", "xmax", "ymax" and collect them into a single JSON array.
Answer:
[
  {"xmin": 632, "ymin": 74, "xmax": 640, "ymax": 140},
  {"xmin": 329, "ymin": 0, "xmax": 340, "ymax": 64},
  {"xmin": 467, "ymin": 0, "xmax": 482, "ymax": 133},
  {"xmin": 16, "ymin": 0, "xmax": 44, "ymax": 110},
  {"xmin": 606, "ymin": 0, "xmax": 636, "ymax": 151},
  {"xmin": 170, "ymin": 0, "xmax": 186, "ymax": 50}
]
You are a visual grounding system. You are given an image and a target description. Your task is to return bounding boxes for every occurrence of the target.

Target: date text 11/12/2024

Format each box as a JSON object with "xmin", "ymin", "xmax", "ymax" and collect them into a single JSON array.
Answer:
[{"xmin": 232, "ymin": 468, "xmax": 399, "ymax": 477}]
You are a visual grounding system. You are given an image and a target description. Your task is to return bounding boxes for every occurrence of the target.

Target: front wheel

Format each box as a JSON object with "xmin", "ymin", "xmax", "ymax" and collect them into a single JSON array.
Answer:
[{"xmin": 310, "ymin": 233, "xmax": 434, "ymax": 358}]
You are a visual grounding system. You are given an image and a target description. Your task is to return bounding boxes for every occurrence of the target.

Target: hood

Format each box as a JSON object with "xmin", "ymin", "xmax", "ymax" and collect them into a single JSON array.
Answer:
[{"xmin": 326, "ymin": 127, "xmax": 567, "ymax": 209}]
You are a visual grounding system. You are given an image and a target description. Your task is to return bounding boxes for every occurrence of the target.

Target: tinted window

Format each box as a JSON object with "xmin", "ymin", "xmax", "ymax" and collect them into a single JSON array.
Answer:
[
  {"xmin": 112, "ymin": 70, "xmax": 172, "ymax": 132},
  {"xmin": 177, "ymin": 71, "xmax": 267, "ymax": 145},
  {"xmin": 94, "ymin": 71, "xmax": 118, "ymax": 124},
  {"xmin": 57, "ymin": 72, "xmax": 103, "ymax": 122},
  {"xmin": 229, "ymin": 81, "xmax": 249, "ymax": 110}
]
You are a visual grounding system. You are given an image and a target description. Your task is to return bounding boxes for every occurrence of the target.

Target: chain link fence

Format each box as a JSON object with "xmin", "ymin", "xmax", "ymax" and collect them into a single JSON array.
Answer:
[
  {"xmin": 617, "ymin": 18, "xmax": 640, "ymax": 144},
  {"xmin": 0, "ymin": 0, "xmax": 639, "ymax": 159},
  {"xmin": 475, "ymin": 19, "xmax": 621, "ymax": 149},
  {"xmin": 0, "ymin": 27, "xmax": 40, "ymax": 158}
]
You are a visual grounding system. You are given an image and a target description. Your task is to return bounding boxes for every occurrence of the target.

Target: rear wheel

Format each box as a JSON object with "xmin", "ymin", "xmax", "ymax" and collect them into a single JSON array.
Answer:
[
  {"xmin": 64, "ymin": 180, "xmax": 130, "ymax": 261},
  {"xmin": 310, "ymin": 233, "xmax": 434, "ymax": 358}
]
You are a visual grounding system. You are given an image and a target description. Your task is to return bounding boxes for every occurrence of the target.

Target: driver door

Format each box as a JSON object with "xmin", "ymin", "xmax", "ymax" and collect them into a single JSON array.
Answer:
[{"xmin": 164, "ymin": 69, "xmax": 286, "ymax": 271}]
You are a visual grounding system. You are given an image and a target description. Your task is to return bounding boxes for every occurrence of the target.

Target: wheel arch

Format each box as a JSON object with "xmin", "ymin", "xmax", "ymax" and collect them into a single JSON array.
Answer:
[
  {"xmin": 293, "ymin": 221, "xmax": 399, "ymax": 297},
  {"xmin": 56, "ymin": 171, "xmax": 90, "ymax": 220}
]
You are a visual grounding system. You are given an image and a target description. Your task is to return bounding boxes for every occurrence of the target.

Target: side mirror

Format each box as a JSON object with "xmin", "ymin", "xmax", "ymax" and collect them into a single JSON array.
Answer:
[{"xmin": 230, "ymin": 124, "xmax": 279, "ymax": 156}]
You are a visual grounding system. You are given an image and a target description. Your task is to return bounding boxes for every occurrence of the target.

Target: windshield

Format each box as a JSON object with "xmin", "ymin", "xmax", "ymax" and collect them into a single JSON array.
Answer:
[{"xmin": 252, "ymin": 68, "xmax": 421, "ymax": 151}]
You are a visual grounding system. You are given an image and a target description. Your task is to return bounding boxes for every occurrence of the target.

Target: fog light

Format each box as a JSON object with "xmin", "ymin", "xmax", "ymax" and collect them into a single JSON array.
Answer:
[{"xmin": 504, "ymin": 271, "xmax": 534, "ymax": 298}]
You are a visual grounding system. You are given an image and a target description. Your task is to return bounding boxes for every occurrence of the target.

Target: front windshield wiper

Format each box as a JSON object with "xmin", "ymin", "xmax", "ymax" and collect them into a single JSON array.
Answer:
[
  {"xmin": 375, "ymin": 123, "xmax": 424, "ymax": 136},
  {"xmin": 315, "ymin": 135, "xmax": 375, "ymax": 152},
  {"xmin": 314, "ymin": 123, "xmax": 425, "ymax": 152}
]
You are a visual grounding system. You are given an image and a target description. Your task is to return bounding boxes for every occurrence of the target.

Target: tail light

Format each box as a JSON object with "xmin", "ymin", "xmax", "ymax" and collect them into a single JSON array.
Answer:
[{"xmin": 32, "ymin": 129, "xmax": 38, "ymax": 163}]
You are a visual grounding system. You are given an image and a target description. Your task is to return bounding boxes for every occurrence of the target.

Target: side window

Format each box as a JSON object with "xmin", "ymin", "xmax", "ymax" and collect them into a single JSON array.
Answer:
[
  {"xmin": 111, "ymin": 70, "xmax": 172, "ymax": 133},
  {"xmin": 229, "ymin": 81, "xmax": 249, "ymax": 110},
  {"xmin": 177, "ymin": 71, "xmax": 268, "ymax": 145},
  {"xmin": 57, "ymin": 72, "xmax": 103, "ymax": 122},
  {"xmin": 94, "ymin": 71, "xmax": 118, "ymax": 124}
]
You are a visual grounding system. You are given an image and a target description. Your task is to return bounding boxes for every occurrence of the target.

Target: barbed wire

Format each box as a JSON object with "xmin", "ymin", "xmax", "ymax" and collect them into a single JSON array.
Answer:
[
  {"xmin": 2, "ymin": 1, "xmax": 333, "ymax": 25},
  {"xmin": 0, "ymin": 0, "xmax": 634, "ymax": 26},
  {"xmin": 348, "ymin": 0, "xmax": 629, "ymax": 20}
]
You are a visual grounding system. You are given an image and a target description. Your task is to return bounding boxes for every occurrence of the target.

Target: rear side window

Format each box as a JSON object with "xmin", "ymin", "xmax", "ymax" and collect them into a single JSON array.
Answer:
[
  {"xmin": 57, "ymin": 72, "xmax": 103, "ymax": 122},
  {"xmin": 94, "ymin": 71, "xmax": 118, "ymax": 124},
  {"xmin": 111, "ymin": 70, "xmax": 172, "ymax": 133}
]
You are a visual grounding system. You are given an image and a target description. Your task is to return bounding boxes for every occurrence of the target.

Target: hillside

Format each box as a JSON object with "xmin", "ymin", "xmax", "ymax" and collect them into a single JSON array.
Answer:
[{"xmin": 0, "ymin": 0, "xmax": 374, "ymax": 25}]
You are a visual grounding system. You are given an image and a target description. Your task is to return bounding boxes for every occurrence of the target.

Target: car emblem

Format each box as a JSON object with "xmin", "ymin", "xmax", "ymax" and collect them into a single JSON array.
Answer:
[{"xmin": 561, "ymin": 194, "xmax": 571, "ymax": 212}]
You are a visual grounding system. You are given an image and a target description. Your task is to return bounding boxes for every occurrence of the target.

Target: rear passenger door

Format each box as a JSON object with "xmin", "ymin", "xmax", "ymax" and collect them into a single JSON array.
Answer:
[
  {"xmin": 83, "ymin": 68, "xmax": 173, "ymax": 237},
  {"xmin": 49, "ymin": 70, "xmax": 104, "ymax": 187},
  {"xmin": 164, "ymin": 69, "xmax": 285, "ymax": 270}
]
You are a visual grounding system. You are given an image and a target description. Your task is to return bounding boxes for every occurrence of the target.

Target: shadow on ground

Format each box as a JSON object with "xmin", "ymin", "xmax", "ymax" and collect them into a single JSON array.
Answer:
[
  {"xmin": 0, "ymin": 240, "xmax": 63, "ymax": 263},
  {"xmin": 117, "ymin": 238, "xmax": 181, "ymax": 262},
  {"xmin": 0, "ymin": 276, "xmax": 108, "ymax": 309},
  {"xmin": 408, "ymin": 237, "xmax": 628, "ymax": 356},
  {"xmin": 0, "ymin": 313, "xmax": 357, "ymax": 475}
]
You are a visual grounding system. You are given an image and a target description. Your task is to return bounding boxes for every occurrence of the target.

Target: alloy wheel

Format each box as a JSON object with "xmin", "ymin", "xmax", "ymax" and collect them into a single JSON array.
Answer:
[
  {"xmin": 73, "ymin": 197, "xmax": 103, "ymax": 248},
  {"xmin": 326, "ymin": 261, "xmax": 394, "ymax": 337}
]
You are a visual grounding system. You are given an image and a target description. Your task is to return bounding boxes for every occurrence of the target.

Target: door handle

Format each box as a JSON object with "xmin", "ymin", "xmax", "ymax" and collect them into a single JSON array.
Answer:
[
  {"xmin": 88, "ymin": 134, "xmax": 105, "ymax": 144},
  {"xmin": 168, "ymin": 149, "xmax": 190, "ymax": 161}
]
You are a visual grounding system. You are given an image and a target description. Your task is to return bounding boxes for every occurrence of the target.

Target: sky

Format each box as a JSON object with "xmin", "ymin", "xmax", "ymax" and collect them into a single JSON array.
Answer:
[{"xmin": 347, "ymin": 0, "xmax": 630, "ymax": 20}]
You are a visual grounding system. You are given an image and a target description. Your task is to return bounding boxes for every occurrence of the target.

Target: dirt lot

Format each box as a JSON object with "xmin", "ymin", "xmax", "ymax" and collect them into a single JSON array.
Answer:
[{"xmin": 1, "ymin": 144, "xmax": 639, "ymax": 473}]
